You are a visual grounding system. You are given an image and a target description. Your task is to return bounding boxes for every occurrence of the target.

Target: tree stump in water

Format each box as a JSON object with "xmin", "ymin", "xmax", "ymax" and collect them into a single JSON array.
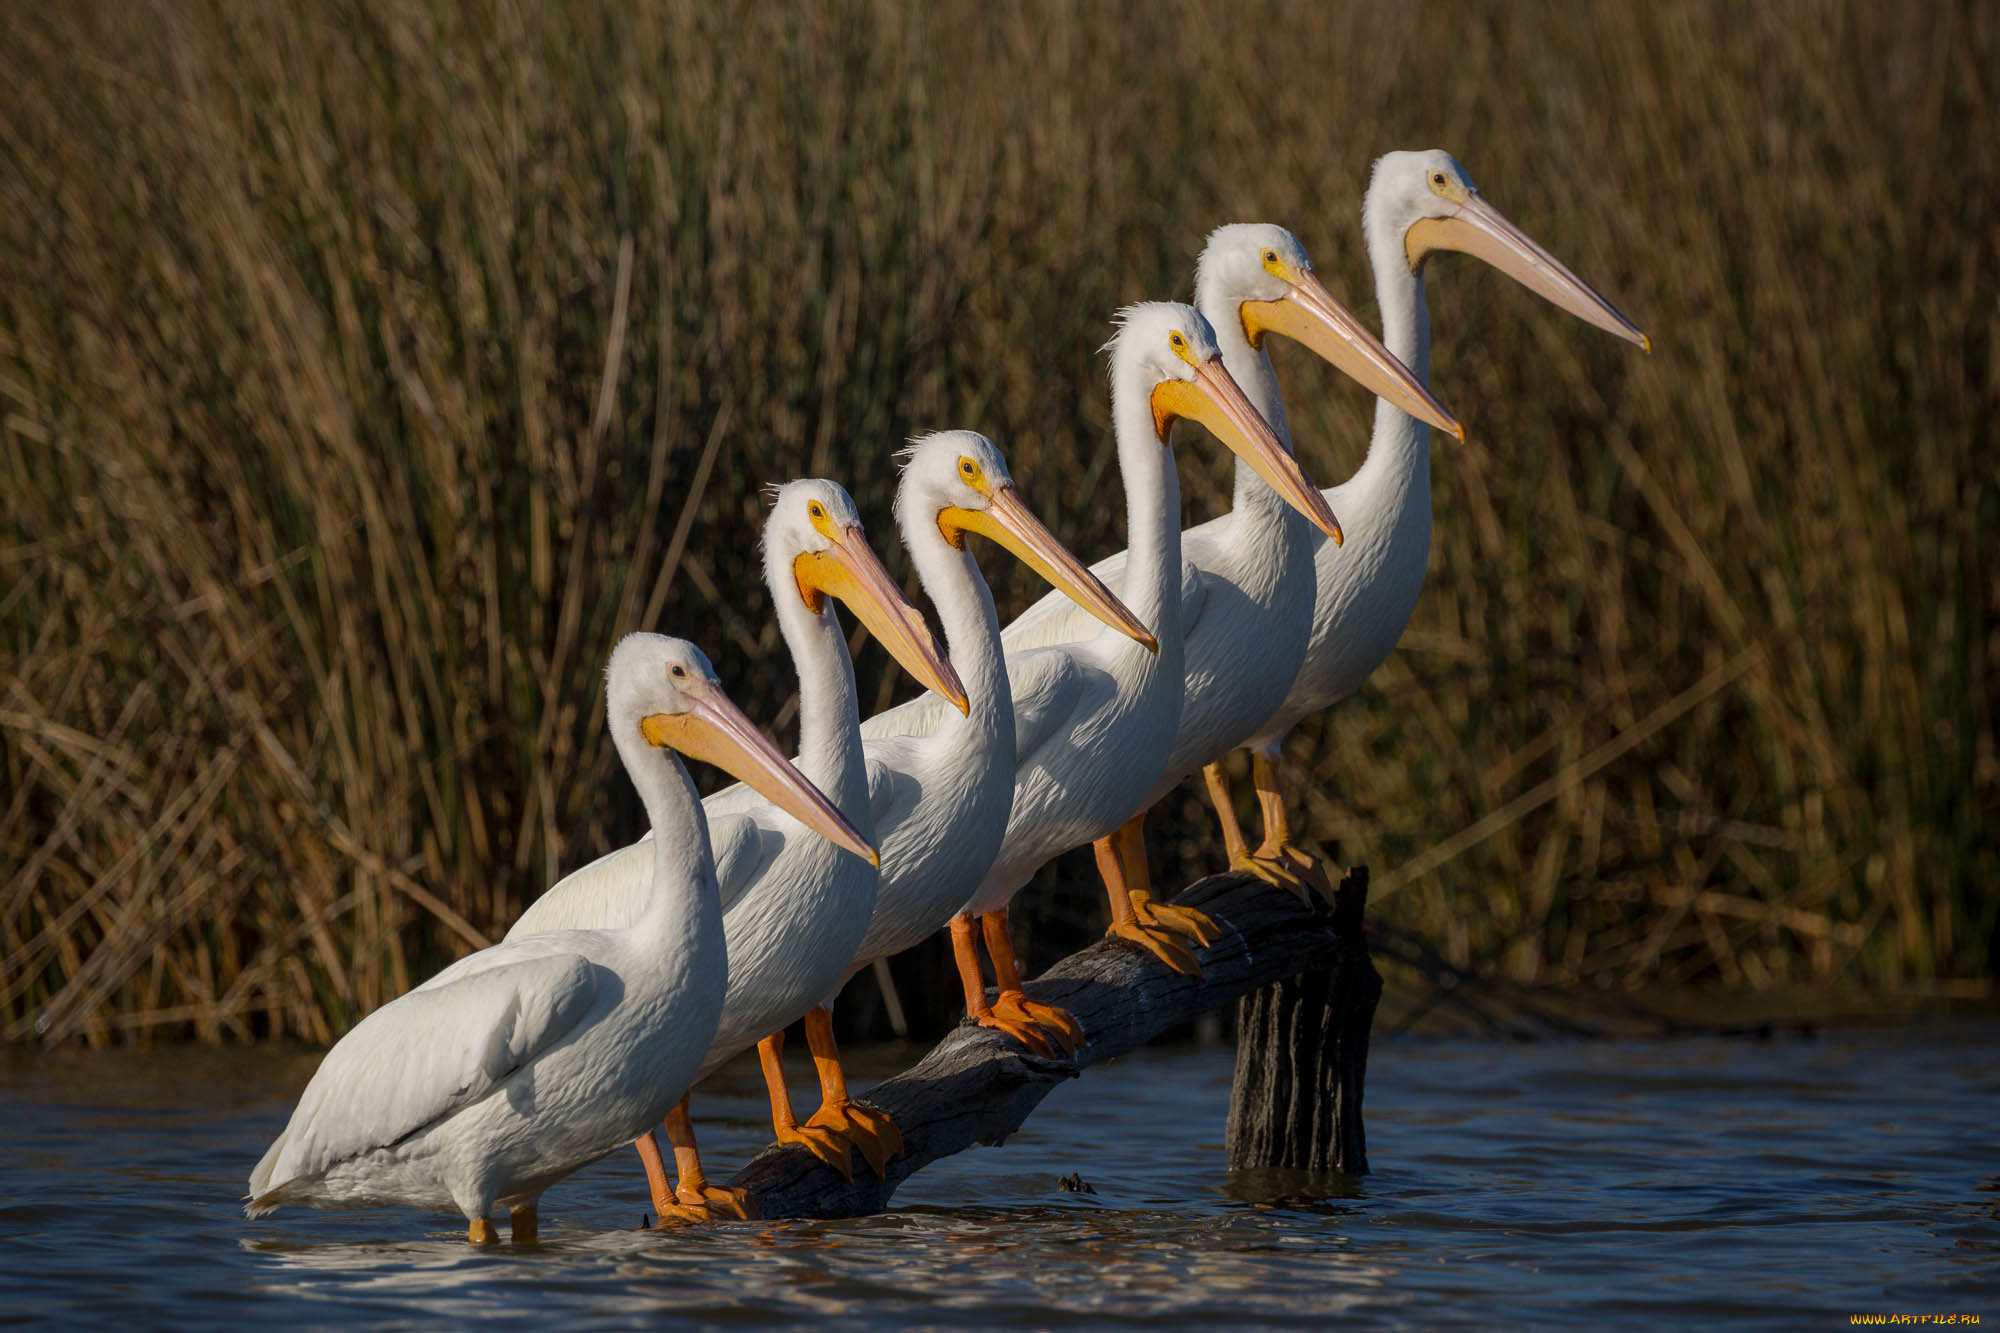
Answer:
[{"xmin": 1225, "ymin": 866, "xmax": 1380, "ymax": 1175}]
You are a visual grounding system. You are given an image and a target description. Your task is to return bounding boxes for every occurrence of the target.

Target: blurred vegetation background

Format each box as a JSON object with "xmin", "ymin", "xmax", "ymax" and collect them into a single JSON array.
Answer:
[{"xmin": 2, "ymin": 1, "xmax": 1993, "ymax": 1046}]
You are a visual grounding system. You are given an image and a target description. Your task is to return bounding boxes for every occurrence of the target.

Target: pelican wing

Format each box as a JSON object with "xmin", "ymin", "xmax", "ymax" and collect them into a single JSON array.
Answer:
[
  {"xmin": 999, "ymin": 645, "xmax": 1091, "ymax": 769},
  {"xmin": 510, "ymin": 843, "xmax": 653, "ymax": 937},
  {"xmin": 698, "ymin": 775, "xmax": 769, "ymax": 823},
  {"xmin": 248, "ymin": 946, "xmax": 598, "ymax": 1205},
  {"xmin": 707, "ymin": 810, "xmax": 786, "ymax": 914},
  {"xmin": 862, "ymin": 735, "xmax": 927, "ymax": 832}
]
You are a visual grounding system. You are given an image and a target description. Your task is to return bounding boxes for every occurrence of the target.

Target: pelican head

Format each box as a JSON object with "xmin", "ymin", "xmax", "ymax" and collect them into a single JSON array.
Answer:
[
  {"xmin": 897, "ymin": 430, "xmax": 1157, "ymax": 652},
  {"xmin": 605, "ymin": 632, "xmax": 877, "ymax": 865},
  {"xmin": 764, "ymin": 478, "xmax": 969, "ymax": 714},
  {"xmin": 1197, "ymin": 223, "xmax": 1461, "ymax": 440},
  {"xmin": 1366, "ymin": 149, "xmax": 1650, "ymax": 350},
  {"xmin": 1110, "ymin": 301, "xmax": 1345, "ymax": 545}
]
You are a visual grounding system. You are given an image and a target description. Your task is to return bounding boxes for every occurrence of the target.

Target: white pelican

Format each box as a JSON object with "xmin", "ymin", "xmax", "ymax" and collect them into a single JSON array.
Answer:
[
  {"xmin": 1218, "ymin": 150, "xmax": 1650, "ymax": 885},
  {"xmin": 850, "ymin": 430, "xmax": 1152, "ymax": 1059},
  {"xmin": 245, "ymin": 634, "xmax": 872, "ymax": 1245},
  {"xmin": 873, "ymin": 303, "xmax": 1342, "ymax": 1046},
  {"xmin": 998, "ymin": 225, "xmax": 1461, "ymax": 939},
  {"xmin": 508, "ymin": 481, "xmax": 965, "ymax": 1220}
]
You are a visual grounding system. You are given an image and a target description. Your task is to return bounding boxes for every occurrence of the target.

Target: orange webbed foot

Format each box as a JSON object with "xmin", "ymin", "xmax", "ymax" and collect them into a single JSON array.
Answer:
[
  {"xmin": 990, "ymin": 989, "xmax": 1082, "ymax": 1058},
  {"xmin": 806, "ymin": 1098, "xmax": 904, "ymax": 1178},
  {"xmin": 1106, "ymin": 915, "xmax": 1204, "ymax": 976},
  {"xmin": 1243, "ymin": 841, "xmax": 1334, "ymax": 903},
  {"xmin": 649, "ymin": 1183, "xmax": 760, "ymax": 1226},
  {"xmin": 1231, "ymin": 850, "xmax": 1314, "ymax": 900},
  {"xmin": 775, "ymin": 1120, "xmax": 854, "ymax": 1181},
  {"xmin": 1127, "ymin": 888, "xmax": 1219, "ymax": 946},
  {"xmin": 1287, "ymin": 845, "xmax": 1338, "ymax": 902},
  {"xmin": 975, "ymin": 1005, "xmax": 1055, "ymax": 1058}
]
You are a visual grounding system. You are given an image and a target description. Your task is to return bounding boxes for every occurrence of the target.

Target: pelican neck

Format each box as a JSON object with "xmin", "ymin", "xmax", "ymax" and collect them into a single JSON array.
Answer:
[
  {"xmin": 611, "ymin": 720, "xmax": 717, "ymax": 940},
  {"xmin": 1109, "ymin": 378, "xmax": 1184, "ymax": 650},
  {"xmin": 900, "ymin": 503, "xmax": 1009, "ymax": 748},
  {"xmin": 768, "ymin": 575, "xmax": 868, "ymax": 820},
  {"xmin": 1348, "ymin": 229, "xmax": 1435, "ymax": 513}
]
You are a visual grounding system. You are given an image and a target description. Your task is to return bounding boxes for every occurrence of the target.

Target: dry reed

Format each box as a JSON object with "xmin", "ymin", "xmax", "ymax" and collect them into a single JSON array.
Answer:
[{"xmin": 1, "ymin": 0, "xmax": 1992, "ymax": 1044}]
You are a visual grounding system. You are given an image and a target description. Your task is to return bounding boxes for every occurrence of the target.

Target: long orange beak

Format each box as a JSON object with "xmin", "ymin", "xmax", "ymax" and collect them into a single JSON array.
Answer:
[
  {"xmin": 641, "ymin": 689, "xmax": 877, "ymax": 867},
  {"xmin": 795, "ymin": 525, "xmax": 970, "ymax": 715},
  {"xmin": 1242, "ymin": 269, "xmax": 1463, "ymax": 440},
  {"xmin": 939, "ymin": 485, "xmax": 1158, "ymax": 652},
  {"xmin": 1406, "ymin": 192, "xmax": 1651, "ymax": 351},
  {"xmin": 1152, "ymin": 357, "xmax": 1346, "ymax": 546}
]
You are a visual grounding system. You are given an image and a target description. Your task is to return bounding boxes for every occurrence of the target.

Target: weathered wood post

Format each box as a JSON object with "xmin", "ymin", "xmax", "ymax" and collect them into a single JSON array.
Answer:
[{"xmin": 1224, "ymin": 866, "xmax": 1380, "ymax": 1175}]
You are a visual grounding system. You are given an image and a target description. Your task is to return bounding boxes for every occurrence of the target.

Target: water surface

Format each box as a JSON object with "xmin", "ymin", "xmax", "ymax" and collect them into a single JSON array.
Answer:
[{"xmin": 2, "ymin": 1021, "xmax": 1995, "ymax": 1325}]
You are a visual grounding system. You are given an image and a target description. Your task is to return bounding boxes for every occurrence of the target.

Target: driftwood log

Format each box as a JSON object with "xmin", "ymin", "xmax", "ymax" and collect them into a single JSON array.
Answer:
[{"xmin": 729, "ymin": 869, "xmax": 1377, "ymax": 1220}]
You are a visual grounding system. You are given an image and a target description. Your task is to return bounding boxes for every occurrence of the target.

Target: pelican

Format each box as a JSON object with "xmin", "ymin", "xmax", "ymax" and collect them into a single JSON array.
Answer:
[
  {"xmin": 1217, "ymin": 150, "xmax": 1650, "ymax": 885},
  {"xmin": 508, "ymin": 480, "xmax": 965, "ymax": 1221},
  {"xmin": 245, "ymin": 634, "xmax": 872, "ymax": 1245},
  {"xmin": 997, "ymin": 225, "xmax": 1460, "ymax": 945},
  {"xmin": 851, "ymin": 430, "xmax": 1153, "ymax": 1058},
  {"xmin": 872, "ymin": 303, "xmax": 1342, "ymax": 1046}
]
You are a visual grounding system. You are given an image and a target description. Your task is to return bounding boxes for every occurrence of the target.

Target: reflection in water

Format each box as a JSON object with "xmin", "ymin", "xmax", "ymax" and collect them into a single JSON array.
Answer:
[{"xmin": 2, "ymin": 1023, "xmax": 1996, "ymax": 1322}]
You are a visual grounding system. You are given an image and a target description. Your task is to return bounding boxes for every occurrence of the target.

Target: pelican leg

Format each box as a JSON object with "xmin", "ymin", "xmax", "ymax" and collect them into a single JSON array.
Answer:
[
  {"xmin": 951, "ymin": 914, "xmax": 997, "ymax": 1021},
  {"xmin": 1202, "ymin": 761, "xmax": 1254, "ymax": 865},
  {"xmin": 1119, "ymin": 815, "xmax": 1220, "ymax": 947},
  {"xmin": 1099, "ymin": 815, "xmax": 1204, "ymax": 976},
  {"xmin": 1206, "ymin": 751, "xmax": 1315, "ymax": 898},
  {"xmin": 952, "ymin": 913, "xmax": 1055, "ymax": 1057},
  {"xmin": 1249, "ymin": 749, "xmax": 1332, "ymax": 900},
  {"xmin": 798, "ymin": 1005, "xmax": 902, "ymax": 1177},
  {"xmin": 758, "ymin": 1032, "xmax": 852, "ymax": 1180},
  {"xmin": 509, "ymin": 1201, "xmax": 539, "ymax": 1244},
  {"xmin": 467, "ymin": 1216, "xmax": 498, "ymax": 1246},
  {"xmin": 634, "ymin": 1128, "xmax": 677, "ymax": 1223},
  {"xmin": 645, "ymin": 1095, "xmax": 759, "ymax": 1225},
  {"xmin": 983, "ymin": 909, "xmax": 1082, "ymax": 1056}
]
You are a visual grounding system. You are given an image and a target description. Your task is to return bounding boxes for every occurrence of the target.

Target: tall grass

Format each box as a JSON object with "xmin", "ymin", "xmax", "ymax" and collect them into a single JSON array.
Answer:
[{"xmin": 1, "ymin": 1, "xmax": 1992, "ymax": 1045}]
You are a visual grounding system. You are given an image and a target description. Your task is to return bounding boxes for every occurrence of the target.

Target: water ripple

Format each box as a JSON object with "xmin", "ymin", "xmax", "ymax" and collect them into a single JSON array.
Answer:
[{"xmin": 1, "ymin": 1022, "xmax": 1995, "ymax": 1324}]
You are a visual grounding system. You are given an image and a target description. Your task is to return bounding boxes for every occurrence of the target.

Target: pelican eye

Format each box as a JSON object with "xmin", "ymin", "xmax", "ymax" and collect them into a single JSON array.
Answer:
[
  {"xmin": 1263, "ymin": 249, "xmax": 1278, "ymax": 264},
  {"xmin": 669, "ymin": 663, "xmax": 687, "ymax": 679},
  {"xmin": 960, "ymin": 458, "xmax": 976, "ymax": 475},
  {"xmin": 808, "ymin": 501, "xmax": 825, "ymax": 518},
  {"xmin": 1169, "ymin": 330, "xmax": 1186, "ymax": 349},
  {"xmin": 1431, "ymin": 170, "xmax": 1448, "ymax": 188}
]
